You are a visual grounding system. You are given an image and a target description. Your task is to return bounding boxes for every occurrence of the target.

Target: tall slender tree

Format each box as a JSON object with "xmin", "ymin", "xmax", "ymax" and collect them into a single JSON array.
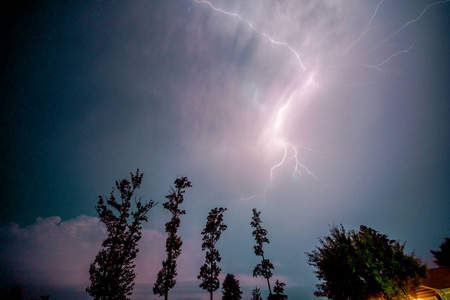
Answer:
[
  {"xmin": 250, "ymin": 208, "xmax": 274, "ymax": 296},
  {"xmin": 198, "ymin": 207, "xmax": 228, "ymax": 300},
  {"xmin": 86, "ymin": 169, "xmax": 155, "ymax": 300},
  {"xmin": 153, "ymin": 177, "xmax": 192, "ymax": 300}
]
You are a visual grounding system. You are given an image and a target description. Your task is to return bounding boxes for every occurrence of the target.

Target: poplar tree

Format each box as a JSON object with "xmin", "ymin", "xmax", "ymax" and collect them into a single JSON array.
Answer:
[
  {"xmin": 198, "ymin": 207, "xmax": 228, "ymax": 300},
  {"xmin": 250, "ymin": 208, "xmax": 274, "ymax": 296},
  {"xmin": 86, "ymin": 169, "xmax": 155, "ymax": 300},
  {"xmin": 153, "ymin": 177, "xmax": 192, "ymax": 299}
]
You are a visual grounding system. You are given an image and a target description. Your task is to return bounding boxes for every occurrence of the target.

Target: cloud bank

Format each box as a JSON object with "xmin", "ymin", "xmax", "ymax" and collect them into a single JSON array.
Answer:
[
  {"xmin": 0, "ymin": 215, "xmax": 164, "ymax": 288},
  {"xmin": 0, "ymin": 215, "xmax": 296, "ymax": 299}
]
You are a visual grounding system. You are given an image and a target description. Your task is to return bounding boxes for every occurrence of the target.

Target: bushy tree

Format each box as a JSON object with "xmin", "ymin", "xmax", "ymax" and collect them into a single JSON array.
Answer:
[
  {"xmin": 430, "ymin": 237, "xmax": 450, "ymax": 267},
  {"xmin": 250, "ymin": 287, "xmax": 262, "ymax": 300},
  {"xmin": 250, "ymin": 209, "xmax": 275, "ymax": 296},
  {"xmin": 306, "ymin": 224, "xmax": 427, "ymax": 300},
  {"xmin": 221, "ymin": 274, "xmax": 242, "ymax": 300},
  {"xmin": 153, "ymin": 177, "xmax": 192, "ymax": 299},
  {"xmin": 86, "ymin": 170, "xmax": 155, "ymax": 300},
  {"xmin": 198, "ymin": 207, "xmax": 228, "ymax": 300}
]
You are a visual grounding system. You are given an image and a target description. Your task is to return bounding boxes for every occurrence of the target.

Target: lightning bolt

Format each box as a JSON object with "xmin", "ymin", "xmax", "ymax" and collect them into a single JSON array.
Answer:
[
  {"xmin": 274, "ymin": 93, "xmax": 295, "ymax": 129},
  {"xmin": 192, "ymin": 0, "xmax": 340, "ymax": 200},
  {"xmin": 270, "ymin": 143, "xmax": 289, "ymax": 179},
  {"xmin": 193, "ymin": 0, "xmax": 326, "ymax": 200},
  {"xmin": 191, "ymin": 0, "xmax": 448, "ymax": 201},
  {"xmin": 240, "ymin": 142, "xmax": 331, "ymax": 201}
]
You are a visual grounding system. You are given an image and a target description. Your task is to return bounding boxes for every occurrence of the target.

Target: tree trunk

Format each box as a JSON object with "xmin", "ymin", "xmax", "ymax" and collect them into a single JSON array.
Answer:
[
  {"xmin": 165, "ymin": 245, "xmax": 172, "ymax": 300},
  {"xmin": 210, "ymin": 246, "xmax": 214, "ymax": 300},
  {"xmin": 261, "ymin": 253, "xmax": 272, "ymax": 295},
  {"xmin": 266, "ymin": 278, "xmax": 272, "ymax": 296},
  {"xmin": 400, "ymin": 285, "xmax": 411, "ymax": 300}
]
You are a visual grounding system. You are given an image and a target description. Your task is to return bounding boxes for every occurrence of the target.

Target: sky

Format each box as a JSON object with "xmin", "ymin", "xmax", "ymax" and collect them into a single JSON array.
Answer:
[{"xmin": 1, "ymin": 0, "xmax": 450, "ymax": 299}]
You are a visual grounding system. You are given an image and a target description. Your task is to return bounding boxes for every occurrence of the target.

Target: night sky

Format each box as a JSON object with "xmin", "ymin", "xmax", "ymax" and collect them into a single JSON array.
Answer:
[{"xmin": 1, "ymin": 0, "xmax": 450, "ymax": 299}]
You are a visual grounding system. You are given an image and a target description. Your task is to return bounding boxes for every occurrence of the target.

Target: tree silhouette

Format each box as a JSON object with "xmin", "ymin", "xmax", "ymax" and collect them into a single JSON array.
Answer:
[
  {"xmin": 198, "ymin": 207, "xmax": 228, "ymax": 300},
  {"xmin": 1, "ymin": 285, "xmax": 24, "ymax": 300},
  {"xmin": 306, "ymin": 224, "xmax": 427, "ymax": 300},
  {"xmin": 250, "ymin": 287, "xmax": 262, "ymax": 300},
  {"xmin": 86, "ymin": 169, "xmax": 155, "ymax": 300},
  {"xmin": 153, "ymin": 177, "xmax": 192, "ymax": 299},
  {"xmin": 221, "ymin": 274, "xmax": 242, "ymax": 300},
  {"xmin": 250, "ymin": 208, "xmax": 274, "ymax": 296},
  {"xmin": 430, "ymin": 237, "xmax": 450, "ymax": 267},
  {"xmin": 268, "ymin": 280, "xmax": 287, "ymax": 300}
]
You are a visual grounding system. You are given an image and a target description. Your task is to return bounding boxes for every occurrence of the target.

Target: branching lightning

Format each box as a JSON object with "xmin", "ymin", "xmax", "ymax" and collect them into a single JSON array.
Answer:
[
  {"xmin": 343, "ymin": 0, "xmax": 384, "ymax": 54},
  {"xmin": 194, "ymin": 0, "xmax": 321, "ymax": 200},
  {"xmin": 376, "ymin": 0, "xmax": 450, "ymax": 48},
  {"xmin": 364, "ymin": 43, "xmax": 414, "ymax": 74},
  {"xmin": 191, "ymin": 0, "xmax": 449, "ymax": 201},
  {"xmin": 194, "ymin": 0, "xmax": 306, "ymax": 70}
]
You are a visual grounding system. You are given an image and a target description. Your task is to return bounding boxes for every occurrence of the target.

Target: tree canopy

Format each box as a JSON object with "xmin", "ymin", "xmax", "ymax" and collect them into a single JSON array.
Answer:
[
  {"xmin": 221, "ymin": 274, "xmax": 243, "ymax": 300},
  {"xmin": 430, "ymin": 237, "xmax": 450, "ymax": 267},
  {"xmin": 306, "ymin": 224, "xmax": 427, "ymax": 300},
  {"xmin": 86, "ymin": 170, "xmax": 155, "ymax": 300}
]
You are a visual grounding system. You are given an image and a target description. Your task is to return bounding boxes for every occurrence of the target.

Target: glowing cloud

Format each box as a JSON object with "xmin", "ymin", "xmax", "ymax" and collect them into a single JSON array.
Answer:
[{"xmin": 187, "ymin": 0, "xmax": 450, "ymax": 200}]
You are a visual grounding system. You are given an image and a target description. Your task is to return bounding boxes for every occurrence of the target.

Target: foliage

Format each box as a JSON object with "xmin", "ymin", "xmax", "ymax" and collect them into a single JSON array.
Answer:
[
  {"xmin": 268, "ymin": 280, "xmax": 287, "ymax": 300},
  {"xmin": 430, "ymin": 237, "xmax": 450, "ymax": 267},
  {"xmin": 153, "ymin": 177, "xmax": 192, "ymax": 299},
  {"xmin": 221, "ymin": 274, "xmax": 243, "ymax": 300},
  {"xmin": 250, "ymin": 287, "xmax": 262, "ymax": 300},
  {"xmin": 250, "ymin": 209, "xmax": 274, "ymax": 296},
  {"xmin": 86, "ymin": 170, "xmax": 155, "ymax": 300},
  {"xmin": 198, "ymin": 207, "xmax": 228, "ymax": 300},
  {"xmin": 306, "ymin": 224, "xmax": 427, "ymax": 300}
]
